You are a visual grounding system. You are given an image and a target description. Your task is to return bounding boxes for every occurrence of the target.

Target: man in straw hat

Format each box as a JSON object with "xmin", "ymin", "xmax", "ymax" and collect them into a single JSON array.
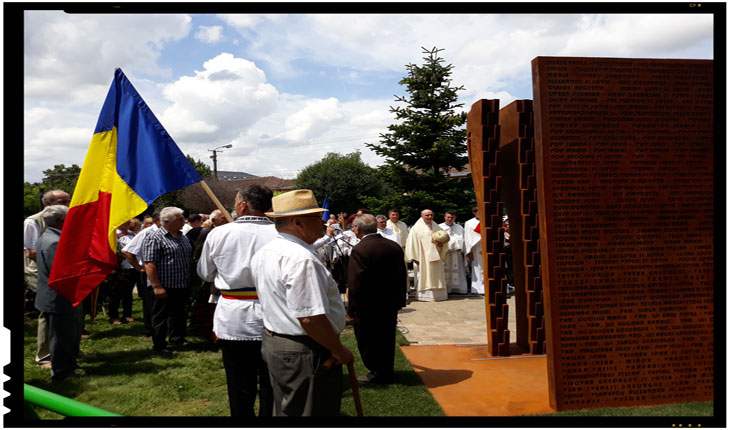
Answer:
[{"xmin": 251, "ymin": 189, "xmax": 354, "ymax": 416}]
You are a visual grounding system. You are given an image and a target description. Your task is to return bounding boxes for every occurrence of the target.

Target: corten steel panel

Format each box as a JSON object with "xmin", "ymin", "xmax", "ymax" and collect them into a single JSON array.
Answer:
[
  {"xmin": 532, "ymin": 57, "xmax": 713, "ymax": 410},
  {"xmin": 498, "ymin": 100, "xmax": 545, "ymax": 354},
  {"xmin": 466, "ymin": 99, "xmax": 511, "ymax": 356}
]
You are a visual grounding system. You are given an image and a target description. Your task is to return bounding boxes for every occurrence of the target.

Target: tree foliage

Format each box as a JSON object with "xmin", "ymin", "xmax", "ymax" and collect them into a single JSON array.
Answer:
[
  {"xmin": 363, "ymin": 47, "xmax": 474, "ymax": 224},
  {"xmin": 295, "ymin": 151, "xmax": 383, "ymax": 216}
]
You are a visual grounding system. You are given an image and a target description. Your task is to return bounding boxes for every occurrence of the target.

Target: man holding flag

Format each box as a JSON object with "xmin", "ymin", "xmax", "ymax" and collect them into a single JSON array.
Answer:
[{"xmin": 48, "ymin": 69, "xmax": 203, "ymax": 330}]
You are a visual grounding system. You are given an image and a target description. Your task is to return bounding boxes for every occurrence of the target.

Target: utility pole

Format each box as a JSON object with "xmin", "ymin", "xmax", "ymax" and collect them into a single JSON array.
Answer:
[{"xmin": 208, "ymin": 144, "xmax": 232, "ymax": 180}]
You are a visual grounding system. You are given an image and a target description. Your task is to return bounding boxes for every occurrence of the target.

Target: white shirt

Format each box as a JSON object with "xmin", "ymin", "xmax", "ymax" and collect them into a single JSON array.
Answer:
[
  {"xmin": 181, "ymin": 223, "xmax": 193, "ymax": 235},
  {"xmin": 312, "ymin": 234, "xmax": 334, "ymax": 249},
  {"xmin": 377, "ymin": 227, "xmax": 401, "ymax": 246},
  {"xmin": 333, "ymin": 229, "xmax": 359, "ymax": 258},
  {"xmin": 252, "ymin": 233, "xmax": 346, "ymax": 336},
  {"xmin": 122, "ymin": 224, "xmax": 159, "ymax": 285},
  {"xmin": 24, "ymin": 218, "xmax": 41, "ymax": 250},
  {"xmin": 197, "ymin": 216, "xmax": 278, "ymax": 341},
  {"xmin": 116, "ymin": 229, "xmax": 136, "ymax": 270}
]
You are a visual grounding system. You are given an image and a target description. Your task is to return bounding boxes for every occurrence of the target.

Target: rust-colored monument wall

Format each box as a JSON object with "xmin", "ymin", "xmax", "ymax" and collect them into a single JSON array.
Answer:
[
  {"xmin": 498, "ymin": 101, "xmax": 545, "ymax": 355},
  {"xmin": 532, "ymin": 57, "xmax": 713, "ymax": 410},
  {"xmin": 466, "ymin": 100, "xmax": 512, "ymax": 356}
]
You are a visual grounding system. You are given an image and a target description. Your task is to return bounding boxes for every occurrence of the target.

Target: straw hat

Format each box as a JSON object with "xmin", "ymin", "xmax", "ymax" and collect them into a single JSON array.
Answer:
[{"xmin": 265, "ymin": 189, "xmax": 327, "ymax": 218}]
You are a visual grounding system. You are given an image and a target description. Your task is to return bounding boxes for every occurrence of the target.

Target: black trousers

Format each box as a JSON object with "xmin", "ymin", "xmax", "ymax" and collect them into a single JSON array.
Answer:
[
  {"xmin": 47, "ymin": 312, "xmax": 80, "ymax": 379},
  {"xmin": 151, "ymin": 287, "xmax": 189, "ymax": 351},
  {"xmin": 218, "ymin": 339, "xmax": 273, "ymax": 417},
  {"xmin": 137, "ymin": 272, "xmax": 154, "ymax": 336},
  {"xmin": 108, "ymin": 268, "xmax": 136, "ymax": 320},
  {"xmin": 354, "ymin": 308, "xmax": 399, "ymax": 382}
]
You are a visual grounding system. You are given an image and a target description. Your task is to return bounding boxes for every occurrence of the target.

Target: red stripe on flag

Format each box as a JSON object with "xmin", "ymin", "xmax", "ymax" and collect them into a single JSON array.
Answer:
[{"xmin": 50, "ymin": 192, "xmax": 117, "ymax": 306}]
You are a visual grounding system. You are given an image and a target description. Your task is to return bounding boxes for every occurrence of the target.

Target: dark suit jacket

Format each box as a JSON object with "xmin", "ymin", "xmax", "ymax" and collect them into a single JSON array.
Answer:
[
  {"xmin": 35, "ymin": 227, "xmax": 75, "ymax": 314},
  {"xmin": 347, "ymin": 233, "xmax": 407, "ymax": 318}
]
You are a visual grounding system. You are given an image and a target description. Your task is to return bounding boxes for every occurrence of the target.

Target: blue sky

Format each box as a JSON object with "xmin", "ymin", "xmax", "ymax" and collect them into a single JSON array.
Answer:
[{"xmin": 22, "ymin": 8, "xmax": 715, "ymax": 183}]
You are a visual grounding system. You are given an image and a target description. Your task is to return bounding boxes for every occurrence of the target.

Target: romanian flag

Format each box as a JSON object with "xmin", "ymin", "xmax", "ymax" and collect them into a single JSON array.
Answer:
[
  {"xmin": 321, "ymin": 195, "xmax": 330, "ymax": 221},
  {"xmin": 49, "ymin": 69, "xmax": 202, "ymax": 306}
]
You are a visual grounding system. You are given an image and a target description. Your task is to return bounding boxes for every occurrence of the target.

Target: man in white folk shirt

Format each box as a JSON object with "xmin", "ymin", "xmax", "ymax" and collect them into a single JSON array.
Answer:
[
  {"xmin": 197, "ymin": 185, "xmax": 277, "ymax": 417},
  {"xmin": 252, "ymin": 189, "xmax": 354, "ymax": 416},
  {"xmin": 464, "ymin": 206, "xmax": 485, "ymax": 295},
  {"xmin": 405, "ymin": 209, "xmax": 448, "ymax": 302},
  {"xmin": 376, "ymin": 214, "xmax": 401, "ymax": 245},
  {"xmin": 439, "ymin": 211, "xmax": 468, "ymax": 295}
]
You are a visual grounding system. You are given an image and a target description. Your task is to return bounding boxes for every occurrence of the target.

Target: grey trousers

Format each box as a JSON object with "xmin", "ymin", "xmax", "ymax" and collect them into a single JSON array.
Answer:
[
  {"xmin": 261, "ymin": 329, "xmax": 343, "ymax": 416},
  {"xmin": 35, "ymin": 312, "xmax": 50, "ymax": 363}
]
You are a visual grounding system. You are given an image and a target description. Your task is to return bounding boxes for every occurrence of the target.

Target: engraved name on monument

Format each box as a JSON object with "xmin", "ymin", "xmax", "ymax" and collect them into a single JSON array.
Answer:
[{"xmin": 531, "ymin": 57, "xmax": 713, "ymax": 410}]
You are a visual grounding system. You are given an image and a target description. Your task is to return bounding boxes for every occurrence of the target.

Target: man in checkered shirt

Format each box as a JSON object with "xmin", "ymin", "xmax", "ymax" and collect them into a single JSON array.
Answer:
[{"xmin": 142, "ymin": 206, "xmax": 193, "ymax": 356}]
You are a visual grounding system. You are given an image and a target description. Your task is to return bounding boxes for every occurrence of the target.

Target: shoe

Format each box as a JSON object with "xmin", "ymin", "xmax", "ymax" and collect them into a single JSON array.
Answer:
[
  {"xmin": 171, "ymin": 340, "xmax": 189, "ymax": 347},
  {"xmin": 81, "ymin": 330, "xmax": 91, "ymax": 339},
  {"xmin": 39, "ymin": 362, "xmax": 52, "ymax": 370},
  {"xmin": 110, "ymin": 319, "xmax": 122, "ymax": 325},
  {"xmin": 154, "ymin": 348, "xmax": 174, "ymax": 357},
  {"xmin": 124, "ymin": 317, "xmax": 135, "ymax": 323}
]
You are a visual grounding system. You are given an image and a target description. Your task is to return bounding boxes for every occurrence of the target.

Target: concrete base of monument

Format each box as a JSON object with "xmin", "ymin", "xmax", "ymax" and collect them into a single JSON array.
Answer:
[{"xmin": 400, "ymin": 344, "xmax": 555, "ymax": 416}]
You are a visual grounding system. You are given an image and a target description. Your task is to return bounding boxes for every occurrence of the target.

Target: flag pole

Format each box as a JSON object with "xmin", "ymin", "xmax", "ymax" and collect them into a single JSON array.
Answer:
[{"xmin": 199, "ymin": 180, "xmax": 234, "ymax": 223}]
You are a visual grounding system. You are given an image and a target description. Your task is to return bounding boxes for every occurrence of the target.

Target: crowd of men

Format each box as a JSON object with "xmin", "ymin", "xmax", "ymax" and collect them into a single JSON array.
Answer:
[{"xmin": 24, "ymin": 186, "xmax": 510, "ymax": 416}]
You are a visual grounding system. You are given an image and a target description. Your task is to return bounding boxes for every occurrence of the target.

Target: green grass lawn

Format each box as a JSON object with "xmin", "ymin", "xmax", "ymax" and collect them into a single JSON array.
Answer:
[
  {"xmin": 23, "ymin": 294, "xmax": 714, "ymax": 419},
  {"xmin": 23, "ymin": 295, "xmax": 444, "ymax": 418}
]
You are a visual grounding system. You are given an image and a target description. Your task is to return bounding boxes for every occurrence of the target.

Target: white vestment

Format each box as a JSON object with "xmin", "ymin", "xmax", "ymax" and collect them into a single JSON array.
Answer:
[
  {"xmin": 377, "ymin": 227, "xmax": 401, "ymax": 246},
  {"xmin": 439, "ymin": 222, "xmax": 468, "ymax": 294},
  {"xmin": 405, "ymin": 218, "xmax": 448, "ymax": 302},
  {"xmin": 464, "ymin": 217, "xmax": 484, "ymax": 294},
  {"xmin": 386, "ymin": 219, "xmax": 409, "ymax": 249}
]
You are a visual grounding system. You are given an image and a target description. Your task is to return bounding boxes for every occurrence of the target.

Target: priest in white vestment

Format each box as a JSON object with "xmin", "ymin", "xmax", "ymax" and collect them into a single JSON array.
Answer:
[
  {"xmin": 439, "ymin": 211, "xmax": 468, "ymax": 294},
  {"xmin": 386, "ymin": 209, "xmax": 409, "ymax": 250},
  {"xmin": 464, "ymin": 207, "xmax": 484, "ymax": 294},
  {"xmin": 405, "ymin": 209, "xmax": 448, "ymax": 302}
]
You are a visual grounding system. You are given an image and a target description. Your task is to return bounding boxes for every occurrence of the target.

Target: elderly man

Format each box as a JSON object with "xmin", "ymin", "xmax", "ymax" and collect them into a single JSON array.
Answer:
[
  {"xmin": 375, "ymin": 215, "xmax": 400, "ymax": 246},
  {"xmin": 405, "ymin": 209, "xmax": 448, "ymax": 302},
  {"xmin": 252, "ymin": 189, "xmax": 354, "ymax": 416},
  {"xmin": 142, "ymin": 207, "xmax": 193, "ymax": 356},
  {"xmin": 33, "ymin": 205, "xmax": 82, "ymax": 381},
  {"xmin": 197, "ymin": 185, "xmax": 277, "ymax": 417},
  {"xmin": 24, "ymin": 190, "xmax": 71, "ymax": 367},
  {"xmin": 439, "ymin": 211, "xmax": 468, "ymax": 295},
  {"xmin": 347, "ymin": 214, "xmax": 407, "ymax": 384},
  {"xmin": 464, "ymin": 206, "xmax": 484, "ymax": 294}
]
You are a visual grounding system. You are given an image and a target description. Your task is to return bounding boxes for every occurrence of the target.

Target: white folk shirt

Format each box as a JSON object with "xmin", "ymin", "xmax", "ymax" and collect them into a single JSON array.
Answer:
[
  {"xmin": 251, "ymin": 233, "xmax": 346, "ymax": 336},
  {"xmin": 23, "ymin": 219, "xmax": 41, "ymax": 251},
  {"xmin": 116, "ymin": 229, "xmax": 136, "ymax": 270},
  {"xmin": 197, "ymin": 216, "xmax": 278, "ymax": 341},
  {"xmin": 377, "ymin": 227, "xmax": 401, "ymax": 246}
]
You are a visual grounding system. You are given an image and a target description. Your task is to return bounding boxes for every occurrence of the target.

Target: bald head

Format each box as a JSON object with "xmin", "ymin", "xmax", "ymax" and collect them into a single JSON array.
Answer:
[
  {"xmin": 42, "ymin": 190, "xmax": 71, "ymax": 207},
  {"xmin": 421, "ymin": 209, "xmax": 434, "ymax": 225}
]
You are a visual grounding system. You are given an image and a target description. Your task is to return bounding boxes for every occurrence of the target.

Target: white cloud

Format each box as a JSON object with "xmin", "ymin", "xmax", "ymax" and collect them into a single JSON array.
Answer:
[
  {"xmin": 159, "ymin": 53, "xmax": 279, "ymax": 143},
  {"xmin": 284, "ymin": 98, "xmax": 344, "ymax": 142},
  {"xmin": 24, "ymin": 11, "xmax": 191, "ymax": 102},
  {"xmin": 195, "ymin": 25, "xmax": 224, "ymax": 43}
]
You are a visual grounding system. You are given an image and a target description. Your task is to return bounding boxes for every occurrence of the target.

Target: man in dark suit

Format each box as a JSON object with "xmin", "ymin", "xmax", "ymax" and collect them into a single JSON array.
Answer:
[
  {"xmin": 34, "ymin": 204, "xmax": 83, "ymax": 381},
  {"xmin": 347, "ymin": 213, "xmax": 408, "ymax": 384}
]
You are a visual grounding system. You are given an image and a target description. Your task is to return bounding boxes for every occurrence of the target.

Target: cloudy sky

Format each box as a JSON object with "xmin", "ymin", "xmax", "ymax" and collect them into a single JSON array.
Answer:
[{"xmin": 22, "ymin": 6, "xmax": 715, "ymax": 183}]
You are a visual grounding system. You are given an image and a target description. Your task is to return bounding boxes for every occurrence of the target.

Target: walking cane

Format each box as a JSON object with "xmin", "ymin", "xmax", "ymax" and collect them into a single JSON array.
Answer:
[{"xmin": 323, "ymin": 357, "xmax": 364, "ymax": 416}]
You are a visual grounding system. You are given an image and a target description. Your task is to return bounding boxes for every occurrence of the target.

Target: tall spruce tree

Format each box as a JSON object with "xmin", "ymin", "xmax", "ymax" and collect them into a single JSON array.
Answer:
[{"xmin": 363, "ymin": 47, "xmax": 473, "ymax": 224}]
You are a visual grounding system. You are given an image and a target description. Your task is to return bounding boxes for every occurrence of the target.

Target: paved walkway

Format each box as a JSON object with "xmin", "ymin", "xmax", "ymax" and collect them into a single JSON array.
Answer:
[{"xmin": 397, "ymin": 294, "xmax": 516, "ymax": 346}]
